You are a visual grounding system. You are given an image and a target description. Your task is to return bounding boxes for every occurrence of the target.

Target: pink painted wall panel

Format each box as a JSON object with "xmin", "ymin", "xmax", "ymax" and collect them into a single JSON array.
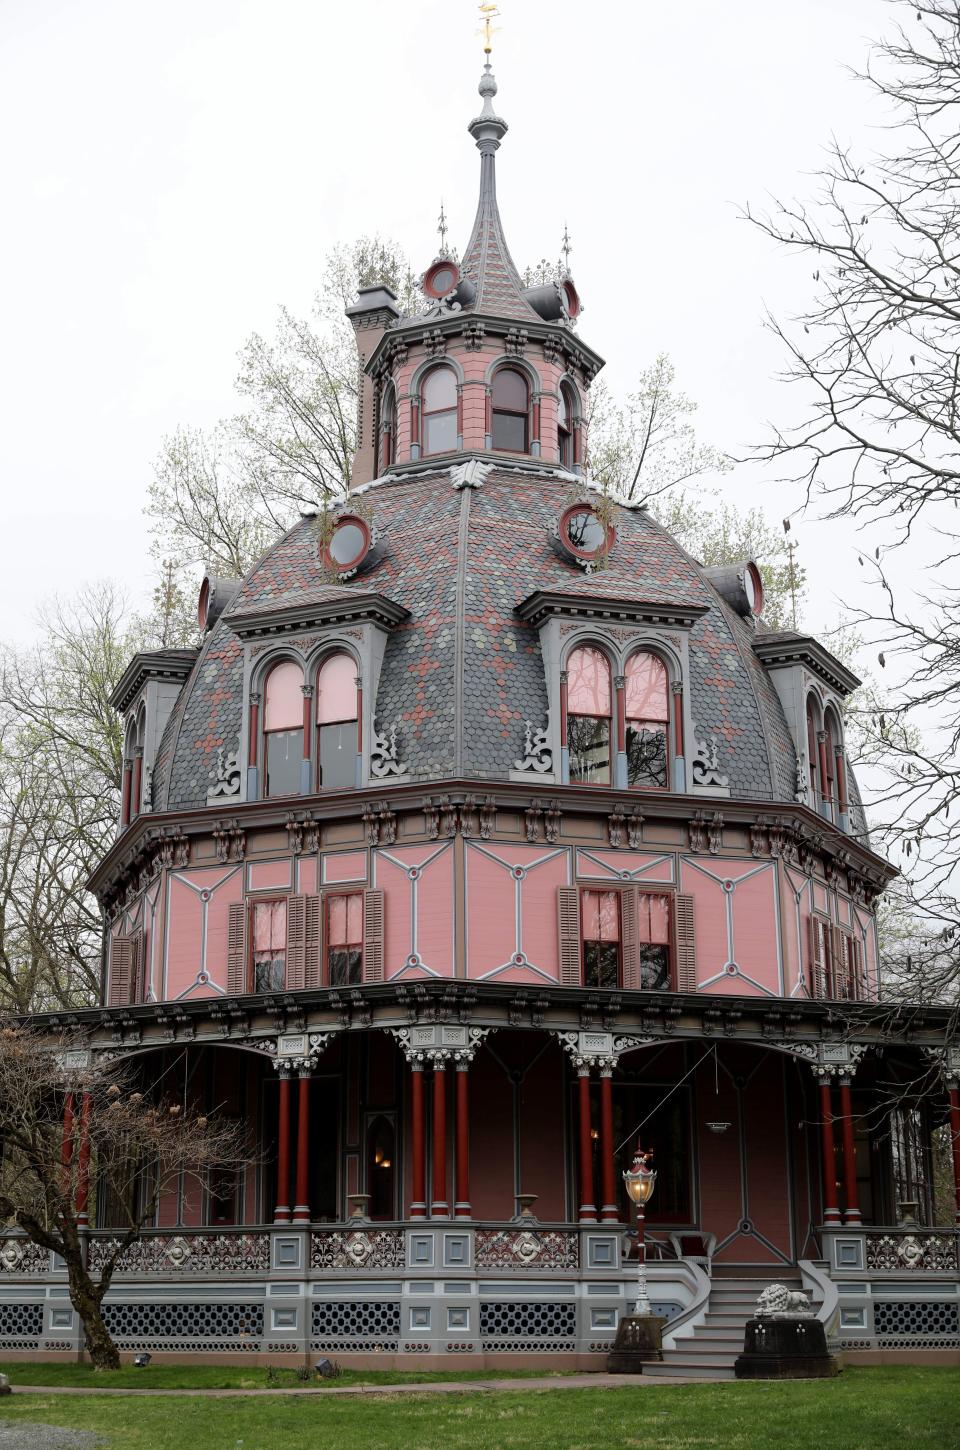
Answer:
[
  {"xmin": 679, "ymin": 864, "xmax": 728, "ymax": 984},
  {"xmin": 465, "ymin": 848, "xmax": 515, "ymax": 976},
  {"xmin": 575, "ymin": 848, "xmax": 675, "ymax": 883},
  {"xmin": 297, "ymin": 858, "xmax": 317, "ymax": 895},
  {"xmin": 165, "ymin": 875, "xmax": 203, "ymax": 999},
  {"xmin": 680, "ymin": 860, "xmax": 780, "ymax": 995},
  {"xmin": 322, "ymin": 851, "xmax": 368, "ymax": 885},
  {"xmin": 779, "ymin": 876, "xmax": 802, "ymax": 996},
  {"xmin": 375, "ymin": 844, "xmax": 454, "ymax": 979},
  {"xmin": 465, "ymin": 842, "xmax": 570, "ymax": 984},
  {"xmin": 247, "ymin": 859, "xmax": 292, "ymax": 892},
  {"xmin": 204, "ymin": 869, "xmax": 244, "ymax": 993},
  {"xmin": 728, "ymin": 868, "xmax": 780, "ymax": 993}
]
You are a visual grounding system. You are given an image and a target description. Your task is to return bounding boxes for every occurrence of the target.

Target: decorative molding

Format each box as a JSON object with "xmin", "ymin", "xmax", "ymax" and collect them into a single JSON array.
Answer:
[
  {"xmin": 370, "ymin": 719, "xmax": 408, "ymax": 779},
  {"xmin": 513, "ymin": 719, "xmax": 553, "ymax": 775},
  {"xmin": 690, "ymin": 728, "xmax": 731, "ymax": 792},
  {"xmin": 451, "ymin": 458, "xmax": 494, "ymax": 491},
  {"xmin": 272, "ymin": 1031, "xmax": 334, "ymax": 1073},
  {"xmin": 516, "ymin": 590, "xmax": 709, "ymax": 631}
]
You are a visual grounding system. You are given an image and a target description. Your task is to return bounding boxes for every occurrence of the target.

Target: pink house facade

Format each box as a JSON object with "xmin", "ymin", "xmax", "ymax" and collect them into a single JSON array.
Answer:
[{"xmin": 12, "ymin": 60, "xmax": 960, "ymax": 1374}]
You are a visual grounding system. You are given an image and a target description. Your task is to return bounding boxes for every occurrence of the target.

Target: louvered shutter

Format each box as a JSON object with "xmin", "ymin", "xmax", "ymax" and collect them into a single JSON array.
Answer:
[
  {"xmin": 286, "ymin": 895, "xmax": 307, "ymax": 990},
  {"xmin": 129, "ymin": 933, "xmax": 143, "ymax": 1004},
  {"xmin": 832, "ymin": 925, "xmax": 847, "ymax": 999},
  {"xmin": 362, "ymin": 889, "xmax": 385, "ymax": 983},
  {"xmin": 674, "ymin": 893, "xmax": 697, "ymax": 992},
  {"xmin": 852, "ymin": 935, "xmax": 865, "ymax": 1000},
  {"xmin": 808, "ymin": 913, "xmax": 824, "ymax": 999},
  {"xmin": 109, "ymin": 934, "xmax": 133, "ymax": 1007},
  {"xmin": 304, "ymin": 895, "xmax": 322, "ymax": 989},
  {"xmin": 227, "ymin": 903, "xmax": 248, "ymax": 995},
  {"xmin": 620, "ymin": 889, "xmax": 640, "ymax": 990},
  {"xmin": 557, "ymin": 887, "xmax": 582, "ymax": 987}
]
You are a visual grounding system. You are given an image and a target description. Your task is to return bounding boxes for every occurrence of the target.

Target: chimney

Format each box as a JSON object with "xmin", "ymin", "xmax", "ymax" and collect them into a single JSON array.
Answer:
[{"xmin": 345, "ymin": 284, "xmax": 401, "ymax": 489}]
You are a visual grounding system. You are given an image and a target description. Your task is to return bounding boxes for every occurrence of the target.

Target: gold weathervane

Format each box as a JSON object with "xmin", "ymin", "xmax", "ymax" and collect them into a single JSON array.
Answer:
[{"xmin": 478, "ymin": 2, "xmax": 500, "ymax": 56}]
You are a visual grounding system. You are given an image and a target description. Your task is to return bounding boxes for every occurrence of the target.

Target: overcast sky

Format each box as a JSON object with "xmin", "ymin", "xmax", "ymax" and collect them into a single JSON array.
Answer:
[{"xmin": 0, "ymin": 0, "xmax": 900, "ymax": 644}]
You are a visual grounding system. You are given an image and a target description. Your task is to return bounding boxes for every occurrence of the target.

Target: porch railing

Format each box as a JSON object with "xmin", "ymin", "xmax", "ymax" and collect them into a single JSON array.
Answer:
[{"xmin": 861, "ymin": 1227, "xmax": 960, "ymax": 1273}]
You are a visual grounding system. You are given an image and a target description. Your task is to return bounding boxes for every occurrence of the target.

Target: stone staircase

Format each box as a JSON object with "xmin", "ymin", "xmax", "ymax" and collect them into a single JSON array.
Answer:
[{"xmin": 642, "ymin": 1271, "xmax": 807, "ymax": 1381}]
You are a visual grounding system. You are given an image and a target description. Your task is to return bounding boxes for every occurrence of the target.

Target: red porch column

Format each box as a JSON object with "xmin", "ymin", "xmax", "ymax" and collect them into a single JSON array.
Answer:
[
  {"xmin": 60, "ymin": 1092, "xmax": 75, "ymax": 1198},
  {"xmin": 75, "ymin": 1092, "xmax": 92, "ymax": 1228},
  {"xmin": 948, "ymin": 1084, "xmax": 960, "ymax": 1226},
  {"xmin": 274, "ymin": 1071, "xmax": 292, "ymax": 1224},
  {"xmin": 577, "ymin": 1067, "xmax": 597, "ymax": 1223},
  {"xmin": 455, "ymin": 1059, "xmax": 471, "ymax": 1219},
  {"xmin": 838, "ymin": 1077, "xmax": 861, "ymax": 1226},
  {"xmin": 120, "ymin": 762, "xmax": 132, "ymax": 829},
  {"xmin": 819, "ymin": 1078, "xmax": 841, "ymax": 1226},
  {"xmin": 599, "ymin": 1068, "xmax": 618, "ymax": 1222},
  {"xmin": 410, "ymin": 1060, "xmax": 427, "ymax": 1219},
  {"xmin": 292, "ymin": 1070, "xmax": 311, "ymax": 1223},
  {"xmin": 431, "ymin": 1057, "xmax": 449, "ymax": 1219}
]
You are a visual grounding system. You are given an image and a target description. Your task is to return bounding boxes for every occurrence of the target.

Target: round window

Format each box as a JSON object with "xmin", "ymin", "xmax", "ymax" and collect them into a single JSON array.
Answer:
[
  {"xmin": 744, "ymin": 562, "xmax": 765, "ymax": 617},
  {"xmin": 197, "ymin": 576, "xmax": 210, "ymax": 631},
  {"xmin": 423, "ymin": 259, "xmax": 462, "ymax": 299},
  {"xmin": 559, "ymin": 504, "xmax": 613, "ymax": 561},
  {"xmin": 325, "ymin": 515, "xmax": 370, "ymax": 572}
]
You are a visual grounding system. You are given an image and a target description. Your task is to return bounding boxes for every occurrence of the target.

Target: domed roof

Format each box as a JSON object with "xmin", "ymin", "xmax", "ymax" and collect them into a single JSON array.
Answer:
[{"xmin": 150, "ymin": 462, "xmax": 868, "ymax": 830}]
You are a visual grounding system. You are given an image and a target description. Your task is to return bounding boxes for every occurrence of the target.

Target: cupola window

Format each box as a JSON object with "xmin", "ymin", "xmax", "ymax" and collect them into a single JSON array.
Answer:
[
  {"xmin": 491, "ymin": 366, "xmax": 529, "ymax": 452},
  {"xmin": 263, "ymin": 661, "xmax": 305, "ymax": 798},
  {"xmin": 422, "ymin": 365, "xmax": 458, "ymax": 456},
  {"xmin": 625, "ymin": 652, "xmax": 670, "ymax": 789},
  {"xmin": 557, "ymin": 381, "xmax": 577, "ymax": 468},
  {"xmin": 380, "ymin": 384, "xmax": 397, "ymax": 471},
  {"xmin": 558, "ymin": 503, "xmax": 613, "ymax": 564},
  {"xmin": 566, "ymin": 645, "xmax": 612, "ymax": 785},
  {"xmin": 316, "ymin": 652, "xmax": 359, "ymax": 790}
]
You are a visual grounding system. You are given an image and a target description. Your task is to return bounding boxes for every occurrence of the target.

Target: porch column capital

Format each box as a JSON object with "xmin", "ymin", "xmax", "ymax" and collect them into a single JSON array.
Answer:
[
  {"xmin": 554, "ymin": 1029, "xmax": 654, "ymax": 1072},
  {"xmin": 390, "ymin": 1024, "xmax": 489, "ymax": 1066},
  {"xmin": 271, "ymin": 1030, "xmax": 336, "ymax": 1073}
]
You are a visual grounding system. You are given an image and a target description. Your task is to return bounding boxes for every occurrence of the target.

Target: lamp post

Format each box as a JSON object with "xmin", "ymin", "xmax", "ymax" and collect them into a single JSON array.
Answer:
[{"xmin": 623, "ymin": 1146, "xmax": 657, "ymax": 1316}]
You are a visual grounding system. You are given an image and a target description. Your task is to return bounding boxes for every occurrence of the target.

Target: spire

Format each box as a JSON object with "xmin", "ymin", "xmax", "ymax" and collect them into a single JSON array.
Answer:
[{"xmin": 460, "ymin": 17, "xmax": 539, "ymax": 323}]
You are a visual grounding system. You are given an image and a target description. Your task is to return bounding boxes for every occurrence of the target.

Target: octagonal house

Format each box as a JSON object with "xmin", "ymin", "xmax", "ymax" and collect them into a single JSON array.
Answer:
[{"xmin": 18, "ymin": 61, "xmax": 960, "ymax": 1374}]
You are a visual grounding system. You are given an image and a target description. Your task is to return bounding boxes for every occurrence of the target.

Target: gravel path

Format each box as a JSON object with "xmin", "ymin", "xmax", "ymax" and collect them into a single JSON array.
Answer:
[{"xmin": 0, "ymin": 1425, "xmax": 99, "ymax": 1449}]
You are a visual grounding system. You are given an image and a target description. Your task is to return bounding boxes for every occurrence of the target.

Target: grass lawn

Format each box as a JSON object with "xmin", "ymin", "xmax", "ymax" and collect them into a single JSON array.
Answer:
[
  {"xmin": 0, "ymin": 1368, "xmax": 955, "ymax": 1450},
  {"xmin": 0, "ymin": 1361, "xmax": 565, "ymax": 1389}
]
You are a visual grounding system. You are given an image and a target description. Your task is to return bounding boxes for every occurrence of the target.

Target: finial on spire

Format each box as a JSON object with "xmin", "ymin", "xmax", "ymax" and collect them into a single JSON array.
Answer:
[
  {"xmin": 438, "ymin": 201, "xmax": 449, "ymax": 256},
  {"xmin": 561, "ymin": 224, "xmax": 572, "ymax": 275},
  {"xmin": 478, "ymin": 2, "xmax": 500, "ymax": 57}
]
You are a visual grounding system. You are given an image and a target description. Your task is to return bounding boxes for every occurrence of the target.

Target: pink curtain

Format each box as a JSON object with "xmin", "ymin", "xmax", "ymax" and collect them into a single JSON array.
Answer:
[
  {"xmin": 625, "ymin": 652, "xmax": 668, "ymax": 723},
  {"xmin": 253, "ymin": 900, "xmax": 286, "ymax": 952},
  {"xmin": 264, "ymin": 661, "xmax": 304, "ymax": 731},
  {"xmin": 582, "ymin": 890, "xmax": 620, "ymax": 942},
  {"xmin": 567, "ymin": 647, "xmax": 612, "ymax": 717},
  {"xmin": 638, "ymin": 893, "xmax": 670, "ymax": 945},
  {"xmin": 328, "ymin": 893, "xmax": 362, "ymax": 947},
  {"xmin": 317, "ymin": 653, "xmax": 358, "ymax": 725}
]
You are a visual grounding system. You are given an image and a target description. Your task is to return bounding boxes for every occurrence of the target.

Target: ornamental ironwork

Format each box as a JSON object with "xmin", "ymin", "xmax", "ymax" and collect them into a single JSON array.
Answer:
[
  {"xmin": 87, "ymin": 1231, "xmax": 270, "ymax": 1276},
  {"xmin": 0, "ymin": 1238, "xmax": 50, "ymax": 1275},
  {"xmin": 864, "ymin": 1231, "xmax": 959, "ymax": 1273},
  {"xmin": 475, "ymin": 1229, "xmax": 579, "ymax": 1270},
  {"xmin": 310, "ymin": 1229, "xmax": 406, "ymax": 1271}
]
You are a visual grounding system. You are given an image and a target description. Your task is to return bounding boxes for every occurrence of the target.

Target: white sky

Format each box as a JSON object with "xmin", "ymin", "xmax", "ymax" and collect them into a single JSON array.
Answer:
[{"xmin": 0, "ymin": 0, "xmax": 903, "ymax": 644}]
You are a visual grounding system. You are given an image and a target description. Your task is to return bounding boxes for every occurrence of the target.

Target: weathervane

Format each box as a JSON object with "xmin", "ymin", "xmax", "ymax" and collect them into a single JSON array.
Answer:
[
  {"xmin": 561, "ymin": 223, "xmax": 572, "ymax": 274},
  {"xmin": 478, "ymin": 2, "xmax": 500, "ymax": 56},
  {"xmin": 438, "ymin": 201, "xmax": 449, "ymax": 255}
]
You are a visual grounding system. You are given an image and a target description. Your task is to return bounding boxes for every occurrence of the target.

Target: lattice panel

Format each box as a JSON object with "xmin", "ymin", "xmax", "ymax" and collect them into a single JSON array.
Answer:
[
  {"xmin": 89, "ymin": 1233, "xmax": 270, "ymax": 1276},
  {"xmin": 310, "ymin": 1300, "xmax": 401, "ymax": 1350},
  {"xmin": 479, "ymin": 1301, "xmax": 577, "ymax": 1342},
  {"xmin": 103, "ymin": 1301, "xmax": 263, "ymax": 1350},
  {"xmin": 874, "ymin": 1300, "xmax": 959, "ymax": 1340},
  {"xmin": 0, "ymin": 1302, "xmax": 43, "ymax": 1347},
  {"xmin": 864, "ymin": 1232, "xmax": 959, "ymax": 1272},
  {"xmin": 310, "ymin": 1231, "xmax": 405, "ymax": 1271},
  {"xmin": 475, "ymin": 1230, "xmax": 579, "ymax": 1271}
]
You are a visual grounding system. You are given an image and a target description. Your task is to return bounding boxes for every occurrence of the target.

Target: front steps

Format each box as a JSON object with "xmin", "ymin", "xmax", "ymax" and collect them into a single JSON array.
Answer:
[{"xmin": 642, "ymin": 1272, "xmax": 806, "ymax": 1381}]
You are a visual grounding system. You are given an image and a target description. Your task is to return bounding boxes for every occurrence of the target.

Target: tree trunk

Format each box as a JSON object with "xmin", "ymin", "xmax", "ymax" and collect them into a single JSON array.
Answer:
[{"xmin": 65, "ymin": 1259, "xmax": 120, "ymax": 1371}]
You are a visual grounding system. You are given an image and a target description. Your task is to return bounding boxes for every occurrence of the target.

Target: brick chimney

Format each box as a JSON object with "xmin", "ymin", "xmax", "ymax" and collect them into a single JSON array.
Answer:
[{"xmin": 345, "ymin": 284, "xmax": 401, "ymax": 489}]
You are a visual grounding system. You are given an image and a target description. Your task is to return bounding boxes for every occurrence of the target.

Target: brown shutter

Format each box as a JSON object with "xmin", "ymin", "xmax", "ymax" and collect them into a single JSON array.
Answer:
[
  {"xmin": 130, "ymin": 933, "xmax": 143, "ymax": 1004},
  {"xmin": 832, "ymin": 925, "xmax": 846, "ymax": 999},
  {"xmin": 304, "ymin": 895, "xmax": 322, "ymax": 989},
  {"xmin": 227, "ymin": 902, "xmax": 247, "ymax": 995},
  {"xmin": 808, "ymin": 913, "xmax": 824, "ymax": 999},
  {"xmin": 362, "ymin": 888, "xmax": 385, "ymax": 984},
  {"xmin": 286, "ymin": 895, "xmax": 306, "ymax": 990},
  {"xmin": 620, "ymin": 889, "xmax": 639, "ymax": 990},
  {"xmin": 109, "ymin": 934, "xmax": 133, "ymax": 1007},
  {"xmin": 674, "ymin": 893, "xmax": 697, "ymax": 992},
  {"xmin": 557, "ymin": 887, "xmax": 582, "ymax": 987},
  {"xmin": 852, "ymin": 935, "xmax": 865, "ymax": 1000}
]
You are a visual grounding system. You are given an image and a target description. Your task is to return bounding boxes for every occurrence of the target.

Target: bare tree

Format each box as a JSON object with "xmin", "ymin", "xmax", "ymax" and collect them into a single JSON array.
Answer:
[
  {"xmin": 0, "ymin": 1023, "xmax": 244, "ymax": 1369},
  {"xmin": 745, "ymin": 0, "xmax": 960, "ymax": 994}
]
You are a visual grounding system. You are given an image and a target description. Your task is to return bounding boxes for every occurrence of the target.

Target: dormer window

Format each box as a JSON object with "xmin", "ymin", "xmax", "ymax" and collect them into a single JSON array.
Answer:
[
  {"xmin": 558, "ymin": 381, "xmax": 578, "ymax": 468},
  {"xmin": 566, "ymin": 645, "xmax": 612, "ymax": 785},
  {"xmin": 316, "ymin": 653, "xmax": 359, "ymax": 790},
  {"xmin": 422, "ymin": 365, "xmax": 458, "ymax": 456},
  {"xmin": 625, "ymin": 651, "xmax": 670, "ymax": 789},
  {"xmin": 263, "ymin": 661, "xmax": 304, "ymax": 798},
  {"xmin": 491, "ymin": 366, "xmax": 529, "ymax": 452}
]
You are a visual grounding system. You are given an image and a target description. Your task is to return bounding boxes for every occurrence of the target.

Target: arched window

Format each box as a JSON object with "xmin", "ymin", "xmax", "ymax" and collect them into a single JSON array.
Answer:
[
  {"xmin": 823, "ymin": 710, "xmax": 838, "ymax": 808},
  {"xmin": 557, "ymin": 381, "xmax": 577, "ymax": 467},
  {"xmin": 263, "ymin": 661, "xmax": 304, "ymax": 798},
  {"xmin": 316, "ymin": 652, "xmax": 358, "ymax": 790},
  {"xmin": 366, "ymin": 1115, "xmax": 396, "ymax": 1220},
  {"xmin": 625, "ymin": 652, "xmax": 670, "ymax": 789},
  {"xmin": 805, "ymin": 696, "xmax": 821, "ymax": 800},
  {"xmin": 380, "ymin": 383, "xmax": 397, "ymax": 471},
  {"xmin": 421, "ymin": 365, "xmax": 458, "ymax": 456},
  {"xmin": 491, "ymin": 366, "xmax": 529, "ymax": 452},
  {"xmin": 567, "ymin": 645, "xmax": 612, "ymax": 785}
]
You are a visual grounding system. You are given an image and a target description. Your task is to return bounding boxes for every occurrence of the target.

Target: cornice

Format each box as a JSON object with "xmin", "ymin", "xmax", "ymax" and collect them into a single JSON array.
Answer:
[
  {"xmin": 365, "ymin": 309, "xmax": 606, "ymax": 379},
  {"xmin": 109, "ymin": 650, "xmax": 199, "ymax": 713},
  {"xmin": 515, "ymin": 590, "xmax": 710, "ymax": 630},
  {"xmin": 225, "ymin": 592, "xmax": 410, "ymax": 641},
  {"xmin": 753, "ymin": 634, "xmax": 861, "ymax": 697}
]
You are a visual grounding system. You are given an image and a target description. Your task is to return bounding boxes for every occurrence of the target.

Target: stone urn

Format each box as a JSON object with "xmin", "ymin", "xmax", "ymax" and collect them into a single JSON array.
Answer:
[{"xmin": 346, "ymin": 1193, "xmax": 372, "ymax": 1222}]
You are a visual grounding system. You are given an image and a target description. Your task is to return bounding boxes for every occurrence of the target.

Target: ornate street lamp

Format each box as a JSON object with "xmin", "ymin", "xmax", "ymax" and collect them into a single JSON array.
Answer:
[{"xmin": 623, "ymin": 1145, "xmax": 657, "ymax": 1315}]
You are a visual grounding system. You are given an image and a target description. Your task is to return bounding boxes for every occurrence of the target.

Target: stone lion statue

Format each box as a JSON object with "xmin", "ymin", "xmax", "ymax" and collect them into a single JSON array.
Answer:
[{"xmin": 754, "ymin": 1283, "xmax": 813, "ymax": 1317}]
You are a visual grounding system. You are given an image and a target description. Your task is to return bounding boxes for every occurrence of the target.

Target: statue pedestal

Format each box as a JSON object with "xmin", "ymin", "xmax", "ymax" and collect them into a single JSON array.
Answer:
[
  {"xmin": 734, "ymin": 1316, "xmax": 839, "ymax": 1380},
  {"xmin": 606, "ymin": 1314, "xmax": 666, "ymax": 1372}
]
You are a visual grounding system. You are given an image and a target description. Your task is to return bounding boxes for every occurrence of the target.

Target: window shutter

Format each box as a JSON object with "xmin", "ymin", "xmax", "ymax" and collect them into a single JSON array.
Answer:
[
  {"xmin": 832, "ymin": 925, "xmax": 847, "ymax": 999},
  {"xmin": 109, "ymin": 934, "xmax": 134, "ymax": 1007},
  {"xmin": 808, "ymin": 913, "xmax": 824, "ymax": 999},
  {"xmin": 130, "ymin": 933, "xmax": 143, "ymax": 1004},
  {"xmin": 304, "ymin": 895, "xmax": 322, "ymax": 989},
  {"xmin": 362, "ymin": 889, "xmax": 385, "ymax": 984},
  {"xmin": 674, "ymin": 893, "xmax": 697, "ymax": 992},
  {"xmin": 621, "ymin": 889, "xmax": 640, "ymax": 990},
  {"xmin": 227, "ymin": 903, "xmax": 247, "ymax": 995},
  {"xmin": 852, "ymin": 935, "xmax": 865, "ymax": 1000},
  {"xmin": 286, "ymin": 895, "xmax": 306, "ymax": 990},
  {"xmin": 557, "ymin": 887, "xmax": 582, "ymax": 987}
]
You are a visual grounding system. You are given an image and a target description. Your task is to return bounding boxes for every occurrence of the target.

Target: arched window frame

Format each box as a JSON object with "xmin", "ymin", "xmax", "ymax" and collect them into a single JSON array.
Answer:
[
  {"xmin": 484, "ymin": 357, "xmax": 542, "ymax": 457},
  {"xmin": 415, "ymin": 361, "xmax": 462, "ymax": 459},
  {"xmin": 823, "ymin": 703, "xmax": 849, "ymax": 827},
  {"xmin": 379, "ymin": 380, "xmax": 397, "ymax": 473},
  {"xmin": 557, "ymin": 376, "xmax": 582, "ymax": 470},
  {"xmin": 259, "ymin": 657, "xmax": 307, "ymax": 800},
  {"xmin": 805, "ymin": 693, "xmax": 824, "ymax": 809},
  {"xmin": 622, "ymin": 648, "xmax": 673, "ymax": 792},
  {"xmin": 312, "ymin": 647, "xmax": 362, "ymax": 792},
  {"xmin": 562, "ymin": 640, "xmax": 615, "ymax": 787},
  {"xmin": 490, "ymin": 364, "xmax": 531, "ymax": 454}
]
